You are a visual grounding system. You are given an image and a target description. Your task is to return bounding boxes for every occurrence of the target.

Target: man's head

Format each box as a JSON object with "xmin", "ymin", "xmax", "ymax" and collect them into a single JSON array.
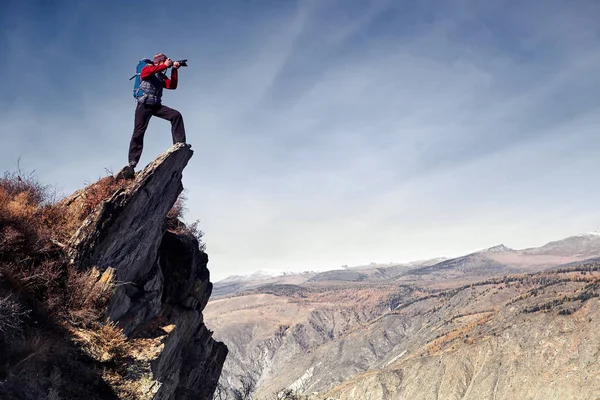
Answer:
[{"xmin": 153, "ymin": 53, "xmax": 167, "ymax": 65}]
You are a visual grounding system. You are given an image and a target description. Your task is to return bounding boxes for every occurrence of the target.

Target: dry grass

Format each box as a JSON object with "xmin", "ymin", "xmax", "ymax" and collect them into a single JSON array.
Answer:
[
  {"xmin": 1, "ymin": 172, "xmax": 70, "ymax": 318},
  {"xmin": 0, "ymin": 295, "xmax": 28, "ymax": 337},
  {"xmin": 0, "ymin": 170, "xmax": 132, "ymax": 399},
  {"xmin": 65, "ymin": 267, "xmax": 116, "ymax": 327},
  {"xmin": 73, "ymin": 321, "xmax": 133, "ymax": 363},
  {"xmin": 0, "ymin": 167, "xmax": 208, "ymax": 398},
  {"xmin": 46, "ymin": 175, "xmax": 134, "ymax": 243},
  {"xmin": 166, "ymin": 190, "xmax": 207, "ymax": 251},
  {"xmin": 0, "ymin": 169, "xmax": 131, "ymax": 324}
]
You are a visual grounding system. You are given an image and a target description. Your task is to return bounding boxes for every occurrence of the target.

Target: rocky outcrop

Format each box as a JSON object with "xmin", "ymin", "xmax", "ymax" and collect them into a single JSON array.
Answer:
[{"xmin": 67, "ymin": 143, "xmax": 227, "ymax": 399}]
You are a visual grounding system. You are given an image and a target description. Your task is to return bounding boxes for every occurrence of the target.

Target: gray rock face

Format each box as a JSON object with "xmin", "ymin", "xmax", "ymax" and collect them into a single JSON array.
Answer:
[
  {"xmin": 68, "ymin": 143, "xmax": 227, "ymax": 400},
  {"xmin": 159, "ymin": 231, "xmax": 212, "ymax": 311}
]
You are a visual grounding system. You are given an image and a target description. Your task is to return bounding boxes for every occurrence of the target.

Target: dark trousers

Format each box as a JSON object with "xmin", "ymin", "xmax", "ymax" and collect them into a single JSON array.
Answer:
[{"xmin": 128, "ymin": 103, "xmax": 186, "ymax": 167}]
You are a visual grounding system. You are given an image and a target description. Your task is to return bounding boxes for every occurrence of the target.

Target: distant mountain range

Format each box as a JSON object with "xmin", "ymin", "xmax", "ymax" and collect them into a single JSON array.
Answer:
[
  {"xmin": 213, "ymin": 232, "xmax": 600, "ymax": 297},
  {"xmin": 206, "ymin": 231, "xmax": 600, "ymax": 399}
]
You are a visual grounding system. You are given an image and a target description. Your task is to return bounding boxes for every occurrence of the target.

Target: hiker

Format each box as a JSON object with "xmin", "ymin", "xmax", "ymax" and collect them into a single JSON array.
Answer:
[{"xmin": 116, "ymin": 53, "xmax": 188, "ymax": 180}]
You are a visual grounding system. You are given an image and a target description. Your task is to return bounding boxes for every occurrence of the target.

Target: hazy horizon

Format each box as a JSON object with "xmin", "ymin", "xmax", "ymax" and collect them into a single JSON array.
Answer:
[{"xmin": 213, "ymin": 230, "xmax": 600, "ymax": 281}]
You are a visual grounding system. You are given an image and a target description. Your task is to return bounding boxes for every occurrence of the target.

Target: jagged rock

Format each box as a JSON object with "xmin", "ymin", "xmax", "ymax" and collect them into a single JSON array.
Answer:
[
  {"xmin": 67, "ymin": 143, "xmax": 227, "ymax": 400},
  {"xmin": 68, "ymin": 143, "xmax": 191, "ymax": 287}
]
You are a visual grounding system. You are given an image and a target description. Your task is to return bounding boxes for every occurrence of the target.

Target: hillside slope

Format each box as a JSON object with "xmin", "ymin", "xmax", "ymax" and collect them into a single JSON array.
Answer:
[
  {"xmin": 0, "ymin": 144, "xmax": 226, "ymax": 400},
  {"xmin": 319, "ymin": 271, "xmax": 600, "ymax": 399},
  {"xmin": 205, "ymin": 235, "xmax": 600, "ymax": 399}
]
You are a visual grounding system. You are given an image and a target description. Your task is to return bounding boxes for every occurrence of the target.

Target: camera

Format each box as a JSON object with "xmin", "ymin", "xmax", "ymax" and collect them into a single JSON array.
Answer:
[{"xmin": 171, "ymin": 59, "xmax": 188, "ymax": 67}]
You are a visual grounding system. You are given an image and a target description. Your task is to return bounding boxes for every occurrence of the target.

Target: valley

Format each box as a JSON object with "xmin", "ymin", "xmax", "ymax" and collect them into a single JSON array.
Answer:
[{"xmin": 205, "ymin": 233, "xmax": 600, "ymax": 399}]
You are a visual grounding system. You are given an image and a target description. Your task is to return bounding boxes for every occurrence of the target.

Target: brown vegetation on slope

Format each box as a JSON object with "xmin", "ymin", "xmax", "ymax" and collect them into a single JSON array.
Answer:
[
  {"xmin": 0, "ymin": 171, "xmax": 123, "ymax": 398},
  {"xmin": 210, "ymin": 260, "xmax": 600, "ymax": 399},
  {"xmin": 0, "ymin": 169, "xmax": 205, "ymax": 399}
]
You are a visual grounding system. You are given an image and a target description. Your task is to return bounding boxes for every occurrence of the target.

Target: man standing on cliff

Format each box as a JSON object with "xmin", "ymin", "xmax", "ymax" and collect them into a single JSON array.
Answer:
[{"xmin": 115, "ymin": 53, "xmax": 188, "ymax": 181}]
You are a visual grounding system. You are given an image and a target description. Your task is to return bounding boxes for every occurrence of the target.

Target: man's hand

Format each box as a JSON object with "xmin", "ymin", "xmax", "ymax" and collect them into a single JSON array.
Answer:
[
  {"xmin": 164, "ymin": 58, "xmax": 173, "ymax": 68},
  {"xmin": 173, "ymin": 61, "xmax": 180, "ymax": 69}
]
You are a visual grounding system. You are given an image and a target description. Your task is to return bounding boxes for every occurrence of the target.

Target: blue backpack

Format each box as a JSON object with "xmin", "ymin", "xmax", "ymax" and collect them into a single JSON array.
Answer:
[{"xmin": 129, "ymin": 58, "xmax": 154, "ymax": 99}]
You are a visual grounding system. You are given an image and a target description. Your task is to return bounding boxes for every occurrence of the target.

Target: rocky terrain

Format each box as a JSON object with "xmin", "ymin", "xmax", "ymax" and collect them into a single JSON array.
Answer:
[
  {"xmin": 0, "ymin": 144, "xmax": 226, "ymax": 399},
  {"xmin": 205, "ymin": 235, "xmax": 600, "ymax": 399}
]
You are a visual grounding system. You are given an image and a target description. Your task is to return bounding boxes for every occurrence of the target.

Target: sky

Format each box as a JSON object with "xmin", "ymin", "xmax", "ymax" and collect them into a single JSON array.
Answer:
[{"xmin": 2, "ymin": 0, "xmax": 600, "ymax": 281}]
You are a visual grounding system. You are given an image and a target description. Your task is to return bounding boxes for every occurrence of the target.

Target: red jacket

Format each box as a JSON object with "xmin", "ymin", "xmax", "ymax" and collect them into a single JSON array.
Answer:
[{"xmin": 141, "ymin": 63, "xmax": 178, "ymax": 89}]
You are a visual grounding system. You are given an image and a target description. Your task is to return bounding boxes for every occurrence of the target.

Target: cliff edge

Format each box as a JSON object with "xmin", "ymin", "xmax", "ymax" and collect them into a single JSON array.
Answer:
[{"xmin": 0, "ymin": 143, "xmax": 227, "ymax": 400}]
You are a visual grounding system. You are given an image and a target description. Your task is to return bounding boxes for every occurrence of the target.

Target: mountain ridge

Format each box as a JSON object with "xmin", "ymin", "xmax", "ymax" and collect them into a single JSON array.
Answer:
[
  {"xmin": 214, "ymin": 232, "xmax": 600, "ymax": 298},
  {"xmin": 206, "ymin": 231, "xmax": 600, "ymax": 399}
]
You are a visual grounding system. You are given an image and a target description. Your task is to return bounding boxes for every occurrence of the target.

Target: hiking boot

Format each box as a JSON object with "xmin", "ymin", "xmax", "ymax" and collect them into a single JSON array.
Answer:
[{"xmin": 114, "ymin": 165, "xmax": 135, "ymax": 181}]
